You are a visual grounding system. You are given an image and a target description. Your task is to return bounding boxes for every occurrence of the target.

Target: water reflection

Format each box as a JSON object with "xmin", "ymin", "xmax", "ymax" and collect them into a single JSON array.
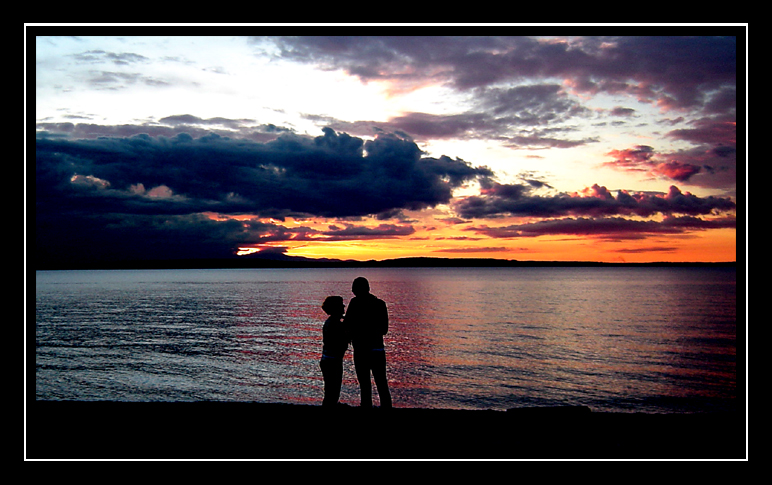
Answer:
[{"xmin": 36, "ymin": 267, "xmax": 736, "ymax": 413}]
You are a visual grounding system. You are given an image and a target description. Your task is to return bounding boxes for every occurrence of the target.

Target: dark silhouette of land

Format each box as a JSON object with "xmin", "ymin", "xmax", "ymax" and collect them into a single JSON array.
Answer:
[
  {"xmin": 35, "ymin": 253, "xmax": 738, "ymax": 271},
  {"xmin": 27, "ymin": 400, "xmax": 745, "ymax": 460}
]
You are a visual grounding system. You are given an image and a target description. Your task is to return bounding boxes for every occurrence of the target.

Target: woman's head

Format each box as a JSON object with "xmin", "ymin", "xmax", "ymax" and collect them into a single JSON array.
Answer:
[{"xmin": 322, "ymin": 295, "xmax": 345, "ymax": 316}]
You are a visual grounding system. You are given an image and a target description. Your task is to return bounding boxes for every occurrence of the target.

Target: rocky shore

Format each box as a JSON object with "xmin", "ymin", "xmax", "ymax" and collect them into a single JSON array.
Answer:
[{"xmin": 26, "ymin": 401, "xmax": 746, "ymax": 460}]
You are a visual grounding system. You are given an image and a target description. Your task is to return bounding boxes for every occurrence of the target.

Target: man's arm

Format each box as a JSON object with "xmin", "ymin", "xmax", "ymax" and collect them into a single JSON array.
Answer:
[{"xmin": 380, "ymin": 299, "xmax": 389, "ymax": 335}]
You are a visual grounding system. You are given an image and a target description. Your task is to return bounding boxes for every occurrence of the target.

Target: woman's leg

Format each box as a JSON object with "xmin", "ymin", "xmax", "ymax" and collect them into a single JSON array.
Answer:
[{"xmin": 320, "ymin": 359, "xmax": 343, "ymax": 406}]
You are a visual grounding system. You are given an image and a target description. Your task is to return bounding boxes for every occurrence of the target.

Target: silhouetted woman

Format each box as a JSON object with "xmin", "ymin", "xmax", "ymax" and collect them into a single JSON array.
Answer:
[{"xmin": 320, "ymin": 296, "xmax": 348, "ymax": 407}]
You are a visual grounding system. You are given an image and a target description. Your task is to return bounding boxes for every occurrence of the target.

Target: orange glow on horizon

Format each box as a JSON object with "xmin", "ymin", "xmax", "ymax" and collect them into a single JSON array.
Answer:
[
  {"xmin": 223, "ymin": 205, "xmax": 736, "ymax": 264},
  {"xmin": 243, "ymin": 224, "xmax": 737, "ymax": 264}
]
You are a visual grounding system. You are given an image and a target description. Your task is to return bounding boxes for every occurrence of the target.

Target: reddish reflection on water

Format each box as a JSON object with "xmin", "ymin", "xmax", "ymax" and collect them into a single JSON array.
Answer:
[{"xmin": 36, "ymin": 267, "xmax": 737, "ymax": 413}]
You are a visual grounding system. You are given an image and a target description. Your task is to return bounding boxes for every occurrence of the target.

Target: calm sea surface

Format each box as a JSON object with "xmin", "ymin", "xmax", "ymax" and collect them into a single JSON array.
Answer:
[{"xmin": 34, "ymin": 267, "xmax": 739, "ymax": 414}]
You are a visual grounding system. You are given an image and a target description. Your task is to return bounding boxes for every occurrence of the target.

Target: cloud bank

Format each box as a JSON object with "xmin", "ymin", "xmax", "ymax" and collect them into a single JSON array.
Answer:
[
  {"xmin": 35, "ymin": 128, "xmax": 492, "ymax": 264},
  {"xmin": 453, "ymin": 182, "xmax": 736, "ymax": 220},
  {"xmin": 261, "ymin": 35, "xmax": 736, "ymax": 115}
]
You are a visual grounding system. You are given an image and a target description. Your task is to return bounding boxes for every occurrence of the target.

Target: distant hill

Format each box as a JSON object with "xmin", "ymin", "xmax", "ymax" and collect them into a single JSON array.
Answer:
[{"xmin": 34, "ymin": 253, "xmax": 737, "ymax": 271}]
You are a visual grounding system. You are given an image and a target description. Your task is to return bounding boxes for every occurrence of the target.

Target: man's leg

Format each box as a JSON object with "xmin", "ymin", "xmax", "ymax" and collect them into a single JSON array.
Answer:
[
  {"xmin": 353, "ymin": 351, "xmax": 372, "ymax": 407},
  {"xmin": 371, "ymin": 350, "xmax": 392, "ymax": 408}
]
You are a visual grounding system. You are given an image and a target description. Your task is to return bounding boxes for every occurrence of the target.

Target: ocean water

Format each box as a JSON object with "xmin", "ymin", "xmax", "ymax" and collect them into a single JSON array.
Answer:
[{"xmin": 33, "ymin": 266, "xmax": 739, "ymax": 414}]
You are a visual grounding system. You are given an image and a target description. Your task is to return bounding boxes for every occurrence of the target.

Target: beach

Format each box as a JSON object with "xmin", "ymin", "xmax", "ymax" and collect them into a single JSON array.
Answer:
[{"xmin": 26, "ymin": 401, "xmax": 745, "ymax": 460}]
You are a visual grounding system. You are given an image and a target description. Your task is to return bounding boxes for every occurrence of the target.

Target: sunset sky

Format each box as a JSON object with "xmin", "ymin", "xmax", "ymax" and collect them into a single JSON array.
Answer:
[{"xmin": 32, "ymin": 28, "xmax": 742, "ymax": 266}]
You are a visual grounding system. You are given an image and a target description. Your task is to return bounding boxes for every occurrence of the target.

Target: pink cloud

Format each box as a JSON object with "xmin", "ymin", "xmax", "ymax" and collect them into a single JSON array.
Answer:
[{"xmin": 604, "ymin": 145, "xmax": 702, "ymax": 183}]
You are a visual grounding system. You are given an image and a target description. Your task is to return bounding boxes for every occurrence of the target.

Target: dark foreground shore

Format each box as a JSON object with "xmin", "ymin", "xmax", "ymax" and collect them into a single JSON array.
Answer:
[{"xmin": 26, "ymin": 401, "xmax": 746, "ymax": 460}]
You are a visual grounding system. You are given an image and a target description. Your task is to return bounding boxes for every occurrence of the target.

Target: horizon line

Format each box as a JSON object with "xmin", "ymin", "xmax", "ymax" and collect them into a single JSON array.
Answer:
[{"xmin": 33, "ymin": 255, "xmax": 738, "ymax": 271}]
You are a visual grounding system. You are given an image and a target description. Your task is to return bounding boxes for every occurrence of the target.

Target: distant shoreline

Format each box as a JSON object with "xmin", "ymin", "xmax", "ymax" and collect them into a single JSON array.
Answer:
[{"xmin": 34, "ymin": 256, "xmax": 738, "ymax": 271}]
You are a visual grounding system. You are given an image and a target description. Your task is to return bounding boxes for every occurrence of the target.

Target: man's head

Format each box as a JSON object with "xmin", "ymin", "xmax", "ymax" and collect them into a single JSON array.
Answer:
[{"xmin": 352, "ymin": 277, "xmax": 370, "ymax": 297}]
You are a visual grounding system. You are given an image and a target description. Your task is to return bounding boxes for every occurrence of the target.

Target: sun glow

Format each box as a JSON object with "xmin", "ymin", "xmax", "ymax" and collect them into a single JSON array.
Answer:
[
  {"xmin": 226, "ymin": 203, "xmax": 737, "ymax": 264},
  {"xmin": 236, "ymin": 247, "xmax": 261, "ymax": 256}
]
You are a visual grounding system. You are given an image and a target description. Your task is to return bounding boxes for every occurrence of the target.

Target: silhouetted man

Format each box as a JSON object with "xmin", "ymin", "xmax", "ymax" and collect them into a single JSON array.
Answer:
[{"xmin": 344, "ymin": 277, "xmax": 392, "ymax": 409}]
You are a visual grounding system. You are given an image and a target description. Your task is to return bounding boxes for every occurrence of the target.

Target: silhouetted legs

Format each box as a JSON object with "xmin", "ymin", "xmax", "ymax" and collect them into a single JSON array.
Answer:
[
  {"xmin": 320, "ymin": 358, "xmax": 343, "ymax": 407},
  {"xmin": 354, "ymin": 350, "xmax": 392, "ymax": 409}
]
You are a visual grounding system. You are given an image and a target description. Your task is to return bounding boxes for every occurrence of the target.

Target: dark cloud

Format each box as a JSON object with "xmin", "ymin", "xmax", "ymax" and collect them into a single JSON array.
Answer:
[
  {"xmin": 321, "ymin": 223, "xmax": 416, "ymax": 240},
  {"xmin": 84, "ymin": 70, "xmax": 169, "ymax": 90},
  {"xmin": 35, "ymin": 127, "xmax": 492, "ymax": 265},
  {"xmin": 501, "ymin": 131, "xmax": 598, "ymax": 150},
  {"xmin": 465, "ymin": 215, "xmax": 737, "ymax": 240},
  {"xmin": 376, "ymin": 112, "xmax": 483, "ymax": 140},
  {"xmin": 261, "ymin": 35, "xmax": 737, "ymax": 115},
  {"xmin": 666, "ymin": 115, "xmax": 736, "ymax": 146},
  {"xmin": 322, "ymin": 83, "xmax": 599, "ymax": 149},
  {"xmin": 473, "ymin": 84, "xmax": 591, "ymax": 123},
  {"xmin": 433, "ymin": 246, "xmax": 508, "ymax": 253},
  {"xmin": 452, "ymin": 181, "xmax": 736, "ymax": 220},
  {"xmin": 610, "ymin": 107, "xmax": 637, "ymax": 117},
  {"xmin": 158, "ymin": 114, "xmax": 256, "ymax": 129},
  {"xmin": 36, "ymin": 117, "xmax": 294, "ymax": 144}
]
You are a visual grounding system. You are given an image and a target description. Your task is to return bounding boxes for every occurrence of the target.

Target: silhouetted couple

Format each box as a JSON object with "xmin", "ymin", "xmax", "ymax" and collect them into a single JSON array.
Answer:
[{"xmin": 320, "ymin": 277, "xmax": 392, "ymax": 409}]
